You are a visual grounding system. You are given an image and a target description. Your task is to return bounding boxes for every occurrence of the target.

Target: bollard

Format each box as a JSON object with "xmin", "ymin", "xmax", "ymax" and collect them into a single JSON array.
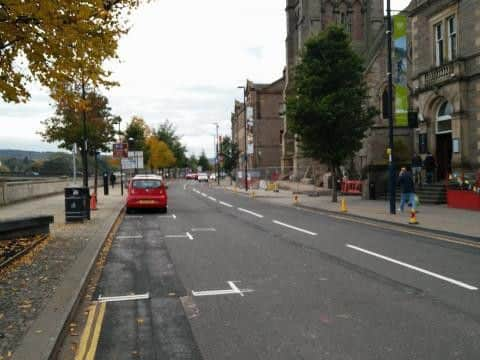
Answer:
[
  {"xmin": 409, "ymin": 209, "xmax": 419, "ymax": 224},
  {"xmin": 250, "ymin": 191, "xmax": 256, "ymax": 199},
  {"xmin": 90, "ymin": 193, "xmax": 98, "ymax": 211},
  {"xmin": 340, "ymin": 197, "xmax": 348, "ymax": 213},
  {"xmin": 293, "ymin": 194, "xmax": 299, "ymax": 205}
]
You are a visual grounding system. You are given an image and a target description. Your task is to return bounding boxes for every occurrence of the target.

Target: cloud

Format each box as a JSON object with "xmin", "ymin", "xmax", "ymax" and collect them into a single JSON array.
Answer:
[{"xmin": 0, "ymin": 0, "xmax": 286, "ymax": 158}]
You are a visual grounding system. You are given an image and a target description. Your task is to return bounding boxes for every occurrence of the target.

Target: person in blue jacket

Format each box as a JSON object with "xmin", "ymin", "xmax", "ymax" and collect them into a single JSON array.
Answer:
[{"xmin": 398, "ymin": 167, "xmax": 416, "ymax": 213}]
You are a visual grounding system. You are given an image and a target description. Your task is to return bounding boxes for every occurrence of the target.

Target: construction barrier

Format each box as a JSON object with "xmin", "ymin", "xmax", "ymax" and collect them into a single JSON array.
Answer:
[{"xmin": 341, "ymin": 180, "xmax": 362, "ymax": 195}]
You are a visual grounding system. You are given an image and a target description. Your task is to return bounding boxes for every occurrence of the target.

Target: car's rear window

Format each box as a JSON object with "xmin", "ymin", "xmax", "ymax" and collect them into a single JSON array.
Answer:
[{"xmin": 132, "ymin": 180, "xmax": 162, "ymax": 189}]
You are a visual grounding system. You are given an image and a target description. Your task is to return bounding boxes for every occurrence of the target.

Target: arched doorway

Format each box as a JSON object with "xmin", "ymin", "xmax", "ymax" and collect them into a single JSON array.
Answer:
[{"xmin": 435, "ymin": 101, "xmax": 453, "ymax": 180}]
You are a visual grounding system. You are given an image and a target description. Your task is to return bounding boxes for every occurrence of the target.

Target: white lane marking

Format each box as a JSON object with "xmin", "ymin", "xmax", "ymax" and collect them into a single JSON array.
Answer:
[
  {"xmin": 125, "ymin": 215, "xmax": 143, "ymax": 219},
  {"xmin": 237, "ymin": 207, "xmax": 264, "ymax": 218},
  {"xmin": 201, "ymin": 193, "xmax": 207, "ymax": 197},
  {"xmin": 116, "ymin": 235, "xmax": 143, "ymax": 239},
  {"xmin": 165, "ymin": 235, "xmax": 188, "ymax": 238},
  {"xmin": 186, "ymin": 232, "xmax": 194, "ymax": 240},
  {"xmin": 192, "ymin": 282, "xmax": 254, "ymax": 297},
  {"xmin": 157, "ymin": 215, "xmax": 176, "ymax": 219},
  {"xmin": 346, "ymin": 244, "xmax": 478, "ymax": 291},
  {"xmin": 97, "ymin": 293, "xmax": 150, "ymax": 303},
  {"xmin": 219, "ymin": 201, "xmax": 233, "ymax": 208},
  {"xmin": 208, "ymin": 196, "xmax": 217, "ymax": 202},
  {"xmin": 172, "ymin": 214, "xmax": 176, "ymax": 219},
  {"xmin": 183, "ymin": 184, "xmax": 187, "ymax": 190},
  {"xmin": 191, "ymin": 228, "xmax": 216, "ymax": 232},
  {"xmin": 272, "ymin": 220, "xmax": 318, "ymax": 236}
]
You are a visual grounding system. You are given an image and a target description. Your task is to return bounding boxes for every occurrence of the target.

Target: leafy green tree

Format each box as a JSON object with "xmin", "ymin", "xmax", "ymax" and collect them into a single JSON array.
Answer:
[
  {"xmin": 287, "ymin": 27, "xmax": 376, "ymax": 202},
  {"xmin": 38, "ymin": 155, "xmax": 72, "ymax": 176},
  {"xmin": 125, "ymin": 116, "xmax": 151, "ymax": 168},
  {"xmin": 155, "ymin": 120, "xmax": 188, "ymax": 168},
  {"xmin": 40, "ymin": 91, "xmax": 117, "ymax": 192},
  {"xmin": 198, "ymin": 151, "xmax": 210, "ymax": 172},
  {"xmin": 219, "ymin": 136, "xmax": 239, "ymax": 175},
  {"xmin": 187, "ymin": 155, "xmax": 198, "ymax": 171}
]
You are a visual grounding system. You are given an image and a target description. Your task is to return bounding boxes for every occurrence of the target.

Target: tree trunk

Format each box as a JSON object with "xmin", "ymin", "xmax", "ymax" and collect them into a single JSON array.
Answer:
[
  {"xmin": 94, "ymin": 152, "xmax": 98, "ymax": 197},
  {"xmin": 331, "ymin": 165, "xmax": 338, "ymax": 203}
]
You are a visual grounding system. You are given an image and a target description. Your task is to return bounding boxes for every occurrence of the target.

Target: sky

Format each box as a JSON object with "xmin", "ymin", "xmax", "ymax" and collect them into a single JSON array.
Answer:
[{"xmin": 0, "ymin": 0, "xmax": 411, "ymax": 157}]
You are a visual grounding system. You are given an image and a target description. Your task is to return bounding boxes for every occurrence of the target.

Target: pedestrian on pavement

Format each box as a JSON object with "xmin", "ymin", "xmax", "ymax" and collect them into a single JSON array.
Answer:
[
  {"xmin": 424, "ymin": 152, "xmax": 436, "ymax": 184},
  {"xmin": 411, "ymin": 152, "xmax": 423, "ymax": 185},
  {"xmin": 397, "ymin": 167, "xmax": 416, "ymax": 213},
  {"xmin": 110, "ymin": 172, "xmax": 116, "ymax": 188}
]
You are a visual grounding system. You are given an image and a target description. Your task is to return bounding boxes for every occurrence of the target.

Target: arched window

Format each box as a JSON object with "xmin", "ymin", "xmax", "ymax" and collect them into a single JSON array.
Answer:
[{"xmin": 436, "ymin": 101, "xmax": 453, "ymax": 134}]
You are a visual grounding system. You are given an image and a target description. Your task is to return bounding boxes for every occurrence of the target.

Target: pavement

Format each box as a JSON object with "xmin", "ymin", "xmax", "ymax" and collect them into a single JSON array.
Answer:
[
  {"xmin": 0, "ymin": 186, "xmax": 125, "ymax": 360},
  {"xmin": 223, "ymin": 183, "xmax": 480, "ymax": 240},
  {"xmin": 63, "ymin": 180, "xmax": 480, "ymax": 359}
]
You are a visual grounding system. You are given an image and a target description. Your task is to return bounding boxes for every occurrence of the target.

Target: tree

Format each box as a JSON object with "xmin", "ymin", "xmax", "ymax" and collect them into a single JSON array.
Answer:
[
  {"xmin": 198, "ymin": 151, "xmax": 210, "ymax": 172},
  {"xmin": 286, "ymin": 27, "xmax": 376, "ymax": 202},
  {"xmin": 187, "ymin": 155, "xmax": 198, "ymax": 171},
  {"xmin": 155, "ymin": 120, "xmax": 188, "ymax": 168},
  {"xmin": 146, "ymin": 136, "xmax": 176, "ymax": 171},
  {"xmin": 125, "ymin": 116, "xmax": 151, "ymax": 168},
  {"xmin": 0, "ymin": 0, "xmax": 145, "ymax": 103},
  {"xmin": 219, "ymin": 136, "xmax": 239, "ymax": 175},
  {"xmin": 40, "ymin": 91, "xmax": 117, "ymax": 192}
]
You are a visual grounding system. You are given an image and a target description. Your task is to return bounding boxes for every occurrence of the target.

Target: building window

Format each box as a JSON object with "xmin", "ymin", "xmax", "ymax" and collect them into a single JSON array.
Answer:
[
  {"xmin": 436, "ymin": 101, "xmax": 453, "ymax": 134},
  {"xmin": 337, "ymin": 11, "xmax": 352, "ymax": 35},
  {"xmin": 435, "ymin": 22, "xmax": 444, "ymax": 66},
  {"xmin": 447, "ymin": 16, "xmax": 457, "ymax": 61}
]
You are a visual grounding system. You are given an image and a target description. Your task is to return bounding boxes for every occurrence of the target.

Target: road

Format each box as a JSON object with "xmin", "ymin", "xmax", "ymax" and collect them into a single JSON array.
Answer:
[{"xmin": 74, "ymin": 180, "xmax": 480, "ymax": 359}]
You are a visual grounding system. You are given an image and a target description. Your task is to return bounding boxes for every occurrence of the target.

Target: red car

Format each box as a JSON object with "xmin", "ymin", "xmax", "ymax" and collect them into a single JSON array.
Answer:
[{"xmin": 126, "ymin": 175, "xmax": 168, "ymax": 213}]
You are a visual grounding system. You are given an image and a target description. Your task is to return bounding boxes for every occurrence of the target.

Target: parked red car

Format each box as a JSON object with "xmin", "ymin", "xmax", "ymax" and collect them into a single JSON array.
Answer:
[{"xmin": 126, "ymin": 175, "xmax": 168, "ymax": 213}]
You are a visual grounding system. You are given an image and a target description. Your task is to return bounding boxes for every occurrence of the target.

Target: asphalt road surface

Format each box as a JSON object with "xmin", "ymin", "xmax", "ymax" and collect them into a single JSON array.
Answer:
[{"xmin": 82, "ymin": 180, "xmax": 480, "ymax": 359}]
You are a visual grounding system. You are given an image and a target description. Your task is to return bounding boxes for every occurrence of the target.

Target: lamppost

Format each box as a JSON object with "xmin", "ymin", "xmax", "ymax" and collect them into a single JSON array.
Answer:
[
  {"xmin": 114, "ymin": 117, "xmax": 124, "ymax": 196},
  {"xmin": 386, "ymin": 0, "xmax": 396, "ymax": 214},
  {"xmin": 212, "ymin": 122, "xmax": 220, "ymax": 185},
  {"xmin": 128, "ymin": 137, "xmax": 138, "ymax": 175},
  {"xmin": 237, "ymin": 85, "xmax": 248, "ymax": 191}
]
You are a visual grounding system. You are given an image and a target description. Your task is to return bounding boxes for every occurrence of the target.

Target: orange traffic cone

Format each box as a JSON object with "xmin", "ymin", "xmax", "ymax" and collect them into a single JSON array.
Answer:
[
  {"xmin": 409, "ymin": 209, "xmax": 418, "ymax": 225},
  {"xmin": 90, "ymin": 193, "xmax": 97, "ymax": 211},
  {"xmin": 293, "ymin": 194, "xmax": 299, "ymax": 205}
]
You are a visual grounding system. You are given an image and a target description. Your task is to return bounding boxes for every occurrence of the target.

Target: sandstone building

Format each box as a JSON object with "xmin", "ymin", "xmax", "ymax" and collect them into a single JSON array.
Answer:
[{"xmin": 407, "ymin": 0, "xmax": 480, "ymax": 180}]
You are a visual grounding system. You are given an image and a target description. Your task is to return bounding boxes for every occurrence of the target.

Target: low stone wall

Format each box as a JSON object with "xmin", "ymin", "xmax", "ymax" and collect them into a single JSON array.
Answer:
[{"xmin": 0, "ymin": 179, "xmax": 81, "ymax": 206}]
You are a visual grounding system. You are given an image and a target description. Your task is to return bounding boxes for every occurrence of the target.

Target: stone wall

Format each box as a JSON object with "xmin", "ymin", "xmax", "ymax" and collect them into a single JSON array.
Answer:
[{"xmin": 0, "ymin": 179, "xmax": 80, "ymax": 206}]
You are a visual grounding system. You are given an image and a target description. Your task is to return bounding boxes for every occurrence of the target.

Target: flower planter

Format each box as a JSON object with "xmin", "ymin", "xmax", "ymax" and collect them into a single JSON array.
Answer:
[{"xmin": 447, "ymin": 189, "xmax": 480, "ymax": 211}]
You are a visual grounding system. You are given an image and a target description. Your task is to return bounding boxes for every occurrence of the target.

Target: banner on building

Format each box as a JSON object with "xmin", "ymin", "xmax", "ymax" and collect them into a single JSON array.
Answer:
[{"xmin": 393, "ymin": 14, "xmax": 408, "ymax": 127}]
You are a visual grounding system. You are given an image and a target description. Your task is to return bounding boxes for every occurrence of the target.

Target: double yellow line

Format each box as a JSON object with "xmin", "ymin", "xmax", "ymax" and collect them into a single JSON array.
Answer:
[{"xmin": 75, "ymin": 302, "xmax": 107, "ymax": 360}]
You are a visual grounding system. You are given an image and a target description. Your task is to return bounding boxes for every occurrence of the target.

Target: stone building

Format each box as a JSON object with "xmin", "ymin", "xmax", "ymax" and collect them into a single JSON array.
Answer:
[
  {"xmin": 407, "ymin": 0, "xmax": 480, "ymax": 180},
  {"xmin": 231, "ymin": 77, "xmax": 285, "ymax": 171},
  {"xmin": 282, "ymin": 0, "xmax": 410, "ymax": 184}
]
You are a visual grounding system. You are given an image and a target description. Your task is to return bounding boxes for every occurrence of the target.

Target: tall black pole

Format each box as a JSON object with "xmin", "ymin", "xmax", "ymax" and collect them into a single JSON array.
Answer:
[
  {"xmin": 118, "ymin": 120, "xmax": 124, "ymax": 196},
  {"xmin": 81, "ymin": 80, "xmax": 89, "ymax": 189},
  {"xmin": 243, "ymin": 88, "xmax": 249, "ymax": 191},
  {"xmin": 387, "ymin": 0, "xmax": 396, "ymax": 214},
  {"xmin": 216, "ymin": 123, "xmax": 220, "ymax": 185}
]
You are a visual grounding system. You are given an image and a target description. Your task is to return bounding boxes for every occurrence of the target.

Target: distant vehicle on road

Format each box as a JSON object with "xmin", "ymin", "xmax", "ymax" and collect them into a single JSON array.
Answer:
[
  {"xmin": 186, "ymin": 173, "xmax": 197, "ymax": 180},
  {"xmin": 209, "ymin": 173, "xmax": 216, "ymax": 181},
  {"xmin": 126, "ymin": 175, "xmax": 167, "ymax": 213},
  {"xmin": 197, "ymin": 173, "xmax": 208, "ymax": 182}
]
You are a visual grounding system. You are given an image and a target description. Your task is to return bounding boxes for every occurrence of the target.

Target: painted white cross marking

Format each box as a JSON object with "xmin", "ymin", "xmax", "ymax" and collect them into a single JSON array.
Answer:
[{"xmin": 191, "ymin": 281, "xmax": 254, "ymax": 297}]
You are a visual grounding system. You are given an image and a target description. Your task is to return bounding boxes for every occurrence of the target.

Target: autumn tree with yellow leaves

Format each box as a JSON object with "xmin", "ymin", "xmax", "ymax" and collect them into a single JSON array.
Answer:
[
  {"xmin": 146, "ymin": 136, "xmax": 176, "ymax": 172},
  {"xmin": 0, "ymin": 0, "xmax": 146, "ymax": 103}
]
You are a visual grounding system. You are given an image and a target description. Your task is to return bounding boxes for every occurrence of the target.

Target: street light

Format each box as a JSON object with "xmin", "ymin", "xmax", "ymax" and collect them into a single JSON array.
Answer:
[
  {"xmin": 113, "ymin": 117, "xmax": 124, "ymax": 196},
  {"xmin": 128, "ymin": 137, "xmax": 138, "ymax": 175},
  {"xmin": 386, "ymin": 0, "xmax": 396, "ymax": 214},
  {"xmin": 237, "ymin": 85, "xmax": 248, "ymax": 191},
  {"xmin": 212, "ymin": 122, "xmax": 220, "ymax": 185}
]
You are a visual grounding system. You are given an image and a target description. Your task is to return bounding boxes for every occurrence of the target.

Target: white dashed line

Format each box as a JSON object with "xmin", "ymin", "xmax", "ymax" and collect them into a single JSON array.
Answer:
[
  {"xmin": 346, "ymin": 244, "xmax": 478, "ymax": 291},
  {"xmin": 219, "ymin": 201, "xmax": 233, "ymax": 208},
  {"xmin": 116, "ymin": 235, "xmax": 143, "ymax": 239},
  {"xmin": 97, "ymin": 293, "xmax": 150, "ymax": 303},
  {"xmin": 208, "ymin": 196, "xmax": 217, "ymax": 202},
  {"xmin": 272, "ymin": 220, "xmax": 318, "ymax": 236},
  {"xmin": 201, "ymin": 193, "xmax": 207, "ymax": 197},
  {"xmin": 237, "ymin": 208, "xmax": 264, "ymax": 218}
]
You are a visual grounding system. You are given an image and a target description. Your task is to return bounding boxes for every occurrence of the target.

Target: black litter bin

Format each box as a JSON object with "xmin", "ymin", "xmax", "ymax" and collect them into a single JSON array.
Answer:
[
  {"xmin": 369, "ymin": 181, "xmax": 376, "ymax": 200},
  {"xmin": 65, "ymin": 187, "xmax": 89, "ymax": 222}
]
